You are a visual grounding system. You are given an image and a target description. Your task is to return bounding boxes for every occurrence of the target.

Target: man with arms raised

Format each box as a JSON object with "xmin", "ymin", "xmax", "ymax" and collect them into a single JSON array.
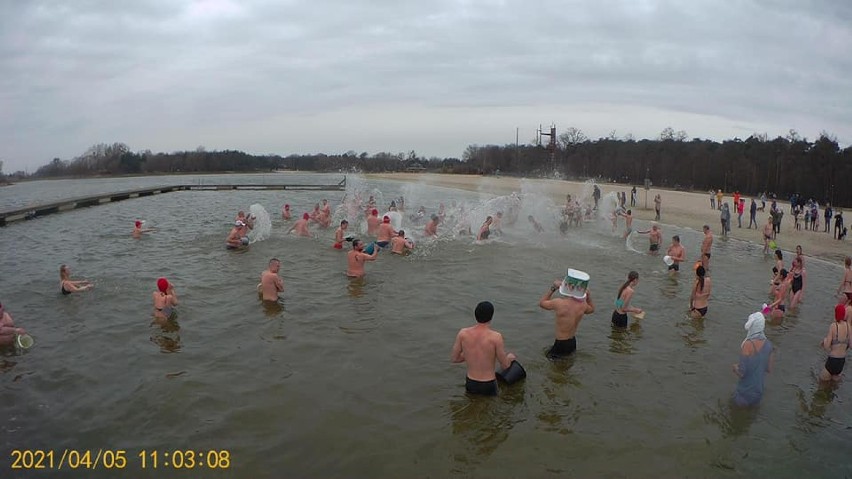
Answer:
[
  {"xmin": 539, "ymin": 278, "xmax": 595, "ymax": 358},
  {"xmin": 701, "ymin": 225, "xmax": 713, "ymax": 270},
  {"xmin": 259, "ymin": 258, "xmax": 284, "ymax": 302},
  {"xmin": 451, "ymin": 301, "xmax": 517, "ymax": 396}
]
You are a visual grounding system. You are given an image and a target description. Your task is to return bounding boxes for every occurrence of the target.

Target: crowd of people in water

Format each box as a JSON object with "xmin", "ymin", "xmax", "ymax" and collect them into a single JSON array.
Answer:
[{"xmin": 3, "ymin": 183, "xmax": 850, "ymax": 410}]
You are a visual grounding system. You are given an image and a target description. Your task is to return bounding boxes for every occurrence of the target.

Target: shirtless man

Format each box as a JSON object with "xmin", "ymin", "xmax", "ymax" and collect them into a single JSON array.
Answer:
[
  {"xmin": 768, "ymin": 269, "xmax": 791, "ymax": 321},
  {"xmin": 346, "ymin": 239, "xmax": 379, "ymax": 278},
  {"xmin": 701, "ymin": 225, "xmax": 713, "ymax": 270},
  {"xmin": 286, "ymin": 213, "xmax": 312, "ymax": 237},
  {"xmin": 637, "ymin": 224, "xmax": 662, "ymax": 254},
  {"xmin": 478, "ymin": 216, "xmax": 493, "ymax": 240},
  {"xmin": 763, "ymin": 217, "xmax": 774, "ymax": 254},
  {"xmin": 259, "ymin": 258, "xmax": 284, "ymax": 302},
  {"xmin": 225, "ymin": 220, "xmax": 249, "ymax": 249},
  {"xmin": 0, "ymin": 302, "xmax": 26, "ymax": 347},
  {"xmin": 235, "ymin": 211, "xmax": 254, "ymax": 231},
  {"xmin": 282, "ymin": 204, "xmax": 291, "ymax": 220},
  {"xmin": 424, "ymin": 215, "xmax": 439, "ymax": 237},
  {"xmin": 391, "ymin": 230, "xmax": 414, "ymax": 255},
  {"xmin": 666, "ymin": 235, "xmax": 686, "ymax": 273},
  {"xmin": 451, "ymin": 301, "xmax": 517, "ymax": 396},
  {"xmin": 366, "ymin": 209, "xmax": 380, "ymax": 236},
  {"xmin": 132, "ymin": 220, "xmax": 155, "ymax": 238},
  {"xmin": 333, "ymin": 220, "xmax": 349, "ymax": 249},
  {"xmin": 539, "ymin": 281, "xmax": 595, "ymax": 358},
  {"xmin": 376, "ymin": 216, "xmax": 396, "ymax": 248}
]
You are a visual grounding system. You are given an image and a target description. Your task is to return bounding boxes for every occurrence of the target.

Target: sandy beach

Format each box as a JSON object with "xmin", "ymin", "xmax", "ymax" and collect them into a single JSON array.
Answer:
[{"xmin": 368, "ymin": 173, "xmax": 850, "ymax": 264}]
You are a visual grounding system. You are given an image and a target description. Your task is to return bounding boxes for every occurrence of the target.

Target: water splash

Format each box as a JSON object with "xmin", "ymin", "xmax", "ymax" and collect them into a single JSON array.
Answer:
[{"xmin": 248, "ymin": 204, "xmax": 272, "ymax": 243}]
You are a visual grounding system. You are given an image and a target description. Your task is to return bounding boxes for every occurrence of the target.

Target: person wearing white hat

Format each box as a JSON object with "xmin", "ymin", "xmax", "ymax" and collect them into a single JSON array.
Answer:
[
  {"xmin": 732, "ymin": 311, "xmax": 774, "ymax": 407},
  {"xmin": 225, "ymin": 220, "xmax": 249, "ymax": 249},
  {"xmin": 539, "ymin": 272, "xmax": 595, "ymax": 359}
]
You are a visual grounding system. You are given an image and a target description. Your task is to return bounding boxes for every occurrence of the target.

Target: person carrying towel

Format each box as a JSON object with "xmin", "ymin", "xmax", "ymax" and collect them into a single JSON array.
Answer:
[
  {"xmin": 451, "ymin": 301, "xmax": 517, "ymax": 396},
  {"xmin": 732, "ymin": 311, "xmax": 774, "ymax": 407}
]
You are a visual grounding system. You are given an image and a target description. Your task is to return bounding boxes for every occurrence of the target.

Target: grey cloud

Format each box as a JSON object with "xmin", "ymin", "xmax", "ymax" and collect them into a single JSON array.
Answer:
[{"xmin": 1, "ymin": 0, "xmax": 850, "ymax": 171}]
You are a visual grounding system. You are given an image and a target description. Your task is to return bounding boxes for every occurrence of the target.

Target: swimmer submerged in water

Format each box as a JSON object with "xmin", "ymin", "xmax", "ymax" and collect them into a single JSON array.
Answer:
[
  {"xmin": 132, "ymin": 220, "xmax": 156, "ymax": 238},
  {"xmin": 451, "ymin": 301, "xmax": 517, "ymax": 396},
  {"xmin": 59, "ymin": 264, "xmax": 93, "ymax": 295}
]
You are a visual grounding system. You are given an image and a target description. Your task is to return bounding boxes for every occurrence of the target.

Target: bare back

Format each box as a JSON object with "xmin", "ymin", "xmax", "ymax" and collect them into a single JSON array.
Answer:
[
  {"xmin": 543, "ymin": 297, "xmax": 592, "ymax": 340},
  {"xmin": 452, "ymin": 325, "xmax": 507, "ymax": 381}
]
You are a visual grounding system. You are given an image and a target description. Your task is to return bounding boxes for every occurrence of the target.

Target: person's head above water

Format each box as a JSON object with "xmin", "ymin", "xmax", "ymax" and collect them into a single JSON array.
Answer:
[
  {"xmin": 431, "ymin": 214, "xmax": 439, "ymax": 222},
  {"xmin": 135, "ymin": 220, "xmax": 142, "ymax": 228},
  {"xmin": 474, "ymin": 301, "xmax": 494, "ymax": 323},
  {"xmin": 696, "ymin": 265, "xmax": 706, "ymax": 278},
  {"xmin": 383, "ymin": 216, "xmax": 390, "ymax": 223},
  {"xmin": 775, "ymin": 250, "xmax": 783, "ymax": 260},
  {"xmin": 352, "ymin": 239, "xmax": 363, "ymax": 250},
  {"xmin": 835, "ymin": 304, "xmax": 847, "ymax": 322},
  {"xmin": 372, "ymin": 209, "xmax": 378, "ymax": 216},
  {"xmin": 703, "ymin": 225, "xmax": 710, "ymax": 232},
  {"xmin": 302, "ymin": 213, "xmax": 310, "ymax": 220},
  {"xmin": 284, "ymin": 204, "xmax": 289, "ymax": 209},
  {"xmin": 397, "ymin": 230, "xmax": 405, "ymax": 237},
  {"xmin": 268, "ymin": 257, "xmax": 280, "ymax": 272},
  {"xmin": 340, "ymin": 219, "xmax": 348, "ymax": 227},
  {"xmin": 745, "ymin": 311, "xmax": 765, "ymax": 338},
  {"xmin": 157, "ymin": 277, "xmax": 169, "ymax": 293},
  {"xmin": 673, "ymin": 235, "xmax": 680, "ymax": 243}
]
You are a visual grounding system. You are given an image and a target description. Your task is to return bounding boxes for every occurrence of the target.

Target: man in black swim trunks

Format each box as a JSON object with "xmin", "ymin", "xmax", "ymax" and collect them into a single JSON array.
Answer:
[
  {"xmin": 539, "ymin": 279, "xmax": 595, "ymax": 359},
  {"xmin": 451, "ymin": 301, "xmax": 517, "ymax": 396}
]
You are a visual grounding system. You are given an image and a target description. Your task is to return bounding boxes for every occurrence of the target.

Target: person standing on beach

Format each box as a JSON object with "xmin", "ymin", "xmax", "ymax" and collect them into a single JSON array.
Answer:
[
  {"xmin": 701, "ymin": 225, "xmax": 713, "ymax": 270},
  {"xmin": 450, "ymin": 301, "xmax": 517, "ymax": 396},
  {"xmin": 732, "ymin": 312, "xmax": 774, "ymax": 407},
  {"xmin": 824, "ymin": 203, "xmax": 833, "ymax": 233},
  {"xmin": 835, "ymin": 210, "xmax": 844, "ymax": 239},
  {"xmin": 539, "ymin": 280, "xmax": 595, "ymax": 358},
  {"xmin": 716, "ymin": 190, "xmax": 724, "ymax": 210},
  {"xmin": 749, "ymin": 198, "xmax": 758, "ymax": 229},
  {"xmin": 720, "ymin": 203, "xmax": 731, "ymax": 237},
  {"xmin": 593, "ymin": 185, "xmax": 601, "ymax": 210},
  {"xmin": 654, "ymin": 194, "xmax": 661, "ymax": 221},
  {"xmin": 631, "ymin": 186, "xmax": 637, "ymax": 207},
  {"xmin": 762, "ymin": 217, "xmax": 774, "ymax": 253},
  {"xmin": 0, "ymin": 302, "xmax": 26, "ymax": 347},
  {"xmin": 259, "ymin": 258, "xmax": 284, "ymax": 302},
  {"xmin": 637, "ymin": 224, "xmax": 662, "ymax": 254},
  {"xmin": 346, "ymin": 239, "xmax": 379, "ymax": 278},
  {"xmin": 737, "ymin": 199, "xmax": 745, "ymax": 228},
  {"xmin": 666, "ymin": 236, "xmax": 686, "ymax": 273},
  {"xmin": 710, "ymin": 190, "xmax": 716, "ymax": 209}
]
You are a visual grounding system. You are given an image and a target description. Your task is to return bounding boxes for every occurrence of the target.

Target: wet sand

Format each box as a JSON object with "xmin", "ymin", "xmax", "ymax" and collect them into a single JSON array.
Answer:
[{"xmin": 368, "ymin": 173, "xmax": 849, "ymax": 263}]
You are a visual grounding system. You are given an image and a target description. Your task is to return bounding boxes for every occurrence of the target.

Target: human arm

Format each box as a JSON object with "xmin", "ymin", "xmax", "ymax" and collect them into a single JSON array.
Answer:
[
  {"xmin": 450, "ymin": 332, "xmax": 464, "ymax": 363},
  {"xmin": 622, "ymin": 290, "xmax": 641, "ymax": 314},
  {"xmin": 168, "ymin": 286, "xmax": 178, "ymax": 305},
  {"xmin": 274, "ymin": 276, "xmax": 284, "ymax": 292},
  {"xmin": 539, "ymin": 281, "xmax": 560, "ymax": 310},
  {"xmin": 584, "ymin": 289, "xmax": 595, "ymax": 314},
  {"xmin": 821, "ymin": 324, "xmax": 833, "ymax": 351},
  {"xmin": 495, "ymin": 333, "xmax": 516, "ymax": 371}
]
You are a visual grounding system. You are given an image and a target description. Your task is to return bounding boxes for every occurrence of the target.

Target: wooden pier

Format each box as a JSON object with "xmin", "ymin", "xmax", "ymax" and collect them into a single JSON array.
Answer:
[{"xmin": 0, "ymin": 177, "xmax": 346, "ymax": 227}]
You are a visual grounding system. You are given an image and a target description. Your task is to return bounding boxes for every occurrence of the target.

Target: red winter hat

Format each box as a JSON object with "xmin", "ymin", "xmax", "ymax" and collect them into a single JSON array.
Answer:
[
  {"xmin": 835, "ymin": 304, "xmax": 847, "ymax": 322},
  {"xmin": 157, "ymin": 277, "xmax": 170, "ymax": 293},
  {"xmin": 135, "ymin": 221, "xmax": 142, "ymax": 228},
  {"xmin": 303, "ymin": 213, "xmax": 310, "ymax": 220},
  {"xmin": 383, "ymin": 216, "xmax": 390, "ymax": 223}
]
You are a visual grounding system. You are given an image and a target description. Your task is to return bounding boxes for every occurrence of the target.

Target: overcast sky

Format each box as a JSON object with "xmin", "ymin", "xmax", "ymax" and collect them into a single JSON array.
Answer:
[{"xmin": 1, "ymin": 0, "xmax": 850, "ymax": 172}]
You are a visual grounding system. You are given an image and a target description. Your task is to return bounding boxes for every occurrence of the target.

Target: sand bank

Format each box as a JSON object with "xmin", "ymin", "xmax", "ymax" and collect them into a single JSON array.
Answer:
[{"xmin": 367, "ymin": 173, "xmax": 850, "ymax": 264}]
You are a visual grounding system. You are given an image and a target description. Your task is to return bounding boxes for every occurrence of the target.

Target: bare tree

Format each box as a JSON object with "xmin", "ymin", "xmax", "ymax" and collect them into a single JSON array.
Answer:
[{"xmin": 558, "ymin": 127, "xmax": 588, "ymax": 148}]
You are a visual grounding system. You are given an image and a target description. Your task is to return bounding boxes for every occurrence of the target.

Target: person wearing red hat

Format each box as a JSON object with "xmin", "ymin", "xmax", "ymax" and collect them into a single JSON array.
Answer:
[
  {"xmin": 819, "ymin": 303, "xmax": 851, "ymax": 381},
  {"xmin": 376, "ymin": 215, "xmax": 396, "ymax": 248},
  {"xmin": 286, "ymin": 213, "xmax": 312, "ymax": 237},
  {"xmin": 281, "ymin": 204, "xmax": 291, "ymax": 221},
  {"xmin": 132, "ymin": 220, "xmax": 156, "ymax": 238},
  {"xmin": 153, "ymin": 277, "xmax": 178, "ymax": 321},
  {"xmin": 366, "ymin": 209, "xmax": 380, "ymax": 236}
]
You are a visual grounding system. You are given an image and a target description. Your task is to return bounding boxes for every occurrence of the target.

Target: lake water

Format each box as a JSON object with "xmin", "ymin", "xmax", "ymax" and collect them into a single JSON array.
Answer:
[{"xmin": 1, "ymin": 173, "xmax": 849, "ymax": 478}]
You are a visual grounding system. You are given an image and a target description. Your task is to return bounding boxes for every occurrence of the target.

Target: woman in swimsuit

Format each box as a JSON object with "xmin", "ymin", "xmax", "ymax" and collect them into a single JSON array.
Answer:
[
  {"xmin": 611, "ymin": 271, "xmax": 642, "ymax": 328},
  {"xmin": 689, "ymin": 265, "xmax": 712, "ymax": 318},
  {"xmin": 789, "ymin": 257, "xmax": 805, "ymax": 309},
  {"xmin": 769, "ymin": 249, "xmax": 784, "ymax": 295},
  {"xmin": 837, "ymin": 256, "xmax": 852, "ymax": 302},
  {"xmin": 153, "ymin": 277, "xmax": 178, "ymax": 321},
  {"xmin": 768, "ymin": 269, "xmax": 790, "ymax": 321},
  {"xmin": 59, "ymin": 264, "xmax": 93, "ymax": 295},
  {"xmin": 820, "ymin": 304, "xmax": 852, "ymax": 381}
]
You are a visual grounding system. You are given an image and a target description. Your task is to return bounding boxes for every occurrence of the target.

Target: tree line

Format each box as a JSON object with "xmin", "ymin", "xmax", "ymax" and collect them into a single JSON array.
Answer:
[{"xmin": 18, "ymin": 128, "xmax": 852, "ymax": 206}]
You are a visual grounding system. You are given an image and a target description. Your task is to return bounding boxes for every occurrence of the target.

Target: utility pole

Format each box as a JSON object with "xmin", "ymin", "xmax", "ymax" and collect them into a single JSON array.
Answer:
[{"xmin": 516, "ymin": 127, "xmax": 519, "ymax": 166}]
